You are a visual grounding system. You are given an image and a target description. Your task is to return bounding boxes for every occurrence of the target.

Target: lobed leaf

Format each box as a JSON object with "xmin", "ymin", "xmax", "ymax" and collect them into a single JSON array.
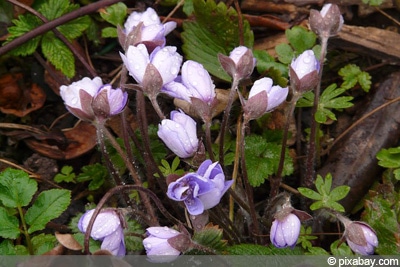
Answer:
[
  {"xmin": 25, "ymin": 189, "xmax": 71, "ymax": 234},
  {"xmin": 0, "ymin": 207, "xmax": 20, "ymax": 239},
  {"xmin": 285, "ymin": 26, "xmax": 317, "ymax": 54},
  {"xmin": 298, "ymin": 187, "xmax": 322, "ymax": 201},
  {"xmin": 100, "ymin": 2, "xmax": 127, "ymax": 26}
]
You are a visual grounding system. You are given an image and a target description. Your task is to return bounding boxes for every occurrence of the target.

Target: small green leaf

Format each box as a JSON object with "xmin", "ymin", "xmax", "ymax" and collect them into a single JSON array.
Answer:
[
  {"xmin": 330, "ymin": 239, "xmax": 353, "ymax": 256},
  {"xmin": 0, "ymin": 240, "xmax": 28, "ymax": 255},
  {"xmin": 225, "ymin": 243, "xmax": 273, "ymax": 255},
  {"xmin": 100, "ymin": 2, "xmax": 127, "ymax": 26},
  {"xmin": 328, "ymin": 201, "xmax": 346, "ymax": 213},
  {"xmin": 41, "ymin": 32, "xmax": 75, "ymax": 78},
  {"xmin": 0, "ymin": 168, "xmax": 37, "ymax": 208},
  {"xmin": 76, "ymin": 163, "xmax": 107, "ymax": 191},
  {"xmin": 31, "ymin": 233, "xmax": 57, "ymax": 255},
  {"xmin": 101, "ymin": 27, "xmax": 117, "ymax": 38},
  {"xmin": 181, "ymin": 0, "xmax": 254, "ymax": 81},
  {"xmin": 0, "ymin": 207, "xmax": 20, "ymax": 239},
  {"xmin": 285, "ymin": 26, "xmax": 317, "ymax": 54},
  {"xmin": 339, "ymin": 64, "xmax": 371, "ymax": 92},
  {"xmin": 275, "ymin": 43, "xmax": 293, "ymax": 64},
  {"xmin": 376, "ymin": 147, "xmax": 400, "ymax": 168},
  {"xmin": 58, "ymin": 16, "xmax": 91, "ymax": 40},
  {"xmin": 362, "ymin": 0, "xmax": 385, "ymax": 6},
  {"xmin": 296, "ymin": 91, "xmax": 314, "ymax": 108},
  {"xmin": 25, "ymin": 189, "xmax": 71, "ymax": 234},
  {"xmin": 298, "ymin": 187, "xmax": 322, "ymax": 201},
  {"xmin": 309, "ymin": 201, "xmax": 324, "ymax": 211},
  {"xmin": 322, "ymin": 173, "xmax": 332, "ymax": 195},
  {"xmin": 329, "ymin": 185, "xmax": 350, "ymax": 202},
  {"xmin": 192, "ymin": 226, "xmax": 227, "ymax": 252},
  {"xmin": 39, "ymin": 0, "xmax": 73, "ymax": 21},
  {"xmin": 253, "ymin": 49, "xmax": 288, "ymax": 85},
  {"xmin": 124, "ymin": 219, "xmax": 145, "ymax": 252},
  {"xmin": 54, "ymin": 165, "xmax": 76, "ymax": 183}
]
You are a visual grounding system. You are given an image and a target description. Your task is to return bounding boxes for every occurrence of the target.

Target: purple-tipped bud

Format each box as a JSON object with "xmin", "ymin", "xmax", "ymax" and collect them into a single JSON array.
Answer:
[
  {"xmin": 270, "ymin": 213, "xmax": 301, "ymax": 248},
  {"xmin": 143, "ymin": 226, "xmax": 182, "ymax": 263},
  {"xmin": 289, "ymin": 50, "xmax": 320, "ymax": 93},
  {"xmin": 244, "ymin": 77, "xmax": 288, "ymax": 120},
  {"xmin": 157, "ymin": 110, "xmax": 199, "ymax": 158},
  {"xmin": 78, "ymin": 209, "xmax": 125, "ymax": 256},
  {"xmin": 119, "ymin": 7, "xmax": 177, "ymax": 51},
  {"xmin": 60, "ymin": 77, "xmax": 127, "ymax": 123},
  {"xmin": 309, "ymin": 4, "xmax": 344, "ymax": 38},
  {"xmin": 344, "ymin": 221, "xmax": 378, "ymax": 255},
  {"xmin": 167, "ymin": 160, "xmax": 233, "ymax": 215},
  {"xmin": 218, "ymin": 46, "xmax": 256, "ymax": 81}
]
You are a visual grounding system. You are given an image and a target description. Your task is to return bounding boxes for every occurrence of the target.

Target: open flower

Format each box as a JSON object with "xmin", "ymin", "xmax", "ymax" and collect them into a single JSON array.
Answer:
[
  {"xmin": 158, "ymin": 110, "xmax": 199, "ymax": 158},
  {"xmin": 162, "ymin": 60, "xmax": 216, "ymax": 105},
  {"xmin": 120, "ymin": 7, "xmax": 176, "ymax": 51},
  {"xmin": 289, "ymin": 50, "xmax": 319, "ymax": 93},
  {"xmin": 167, "ymin": 160, "xmax": 233, "ymax": 215},
  {"xmin": 78, "ymin": 209, "xmax": 125, "ymax": 256},
  {"xmin": 120, "ymin": 44, "xmax": 182, "ymax": 94},
  {"xmin": 344, "ymin": 221, "xmax": 378, "ymax": 255},
  {"xmin": 218, "ymin": 46, "xmax": 256, "ymax": 81},
  {"xmin": 60, "ymin": 77, "xmax": 127, "ymax": 123},
  {"xmin": 143, "ymin": 227, "xmax": 182, "ymax": 263},
  {"xmin": 270, "ymin": 213, "xmax": 301, "ymax": 248}
]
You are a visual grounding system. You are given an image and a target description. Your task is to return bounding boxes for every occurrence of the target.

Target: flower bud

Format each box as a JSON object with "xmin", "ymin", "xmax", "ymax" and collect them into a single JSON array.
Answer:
[
  {"xmin": 218, "ymin": 46, "xmax": 256, "ymax": 81},
  {"xmin": 78, "ymin": 209, "xmax": 125, "ymax": 256},
  {"xmin": 244, "ymin": 77, "xmax": 288, "ymax": 120},
  {"xmin": 270, "ymin": 213, "xmax": 301, "ymax": 248},
  {"xmin": 157, "ymin": 110, "xmax": 199, "ymax": 158},
  {"xmin": 289, "ymin": 50, "xmax": 319, "ymax": 93},
  {"xmin": 309, "ymin": 3, "xmax": 344, "ymax": 38},
  {"xmin": 344, "ymin": 221, "xmax": 378, "ymax": 255},
  {"xmin": 143, "ymin": 226, "xmax": 182, "ymax": 263}
]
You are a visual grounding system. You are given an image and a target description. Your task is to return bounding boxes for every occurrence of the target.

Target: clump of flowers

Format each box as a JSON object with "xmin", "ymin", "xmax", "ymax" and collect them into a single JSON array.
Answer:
[
  {"xmin": 167, "ymin": 159, "xmax": 233, "ymax": 215},
  {"xmin": 78, "ymin": 209, "xmax": 126, "ymax": 256}
]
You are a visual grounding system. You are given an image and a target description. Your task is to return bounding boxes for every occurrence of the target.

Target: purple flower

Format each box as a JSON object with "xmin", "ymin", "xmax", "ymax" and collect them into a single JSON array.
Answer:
[
  {"xmin": 162, "ymin": 60, "xmax": 216, "ymax": 105},
  {"xmin": 120, "ymin": 44, "xmax": 182, "ymax": 88},
  {"xmin": 270, "ymin": 213, "xmax": 301, "ymax": 248},
  {"xmin": 158, "ymin": 110, "xmax": 199, "ymax": 158},
  {"xmin": 143, "ymin": 226, "xmax": 181, "ymax": 263},
  {"xmin": 218, "ymin": 46, "xmax": 256, "ymax": 81},
  {"xmin": 309, "ymin": 3, "xmax": 344, "ymax": 37},
  {"xmin": 247, "ymin": 77, "xmax": 288, "ymax": 112},
  {"xmin": 167, "ymin": 160, "xmax": 233, "ymax": 215},
  {"xmin": 60, "ymin": 77, "xmax": 127, "ymax": 122},
  {"xmin": 121, "ymin": 7, "xmax": 176, "ymax": 51},
  {"xmin": 289, "ymin": 50, "xmax": 319, "ymax": 93},
  {"xmin": 344, "ymin": 221, "xmax": 378, "ymax": 255},
  {"xmin": 78, "ymin": 209, "xmax": 125, "ymax": 256}
]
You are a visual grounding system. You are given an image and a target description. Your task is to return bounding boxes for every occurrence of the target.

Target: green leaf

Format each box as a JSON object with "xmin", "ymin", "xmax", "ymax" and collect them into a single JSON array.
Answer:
[
  {"xmin": 124, "ymin": 219, "xmax": 145, "ymax": 252},
  {"xmin": 31, "ymin": 233, "xmax": 57, "ymax": 255},
  {"xmin": 297, "ymin": 226, "xmax": 317, "ymax": 250},
  {"xmin": 39, "ymin": 0, "xmax": 74, "ymax": 21},
  {"xmin": 327, "ymin": 201, "xmax": 346, "ymax": 213},
  {"xmin": 285, "ymin": 26, "xmax": 317, "ymax": 54},
  {"xmin": 309, "ymin": 201, "xmax": 324, "ymax": 211},
  {"xmin": 330, "ymin": 239, "xmax": 353, "ymax": 256},
  {"xmin": 41, "ymin": 32, "xmax": 75, "ymax": 78},
  {"xmin": 54, "ymin": 165, "xmax": 76, "ymax": 183},
  {"xmin": 298, "ymin": 187, "xmax": 322, "ymax": 201},
  {"xmin": 225, "ymin": 243, "xmax": 273, "ymax": 255},
  {"xmin": 306, "ymin": 246, "xmax": 330, "ymax": 255},
  {"xmin": 322, "ymin": 173, "xmax": 332, "ymax": 195},
  {"xmin": 101, "ymin": 27, "xmax": 118, "ymax": 38},
  {"xmin": 253, "ymin": 49, "xmax": 288, "ymax": 85},
  {"xmin": 6, "ymin": 14, "xmax": 42, "ymax": 56},
  {"xmin": 296, "ymin": 91, "xmax": 314, "ymax": 108},
  {"xmin": 181, "ymin": 0, "xmax": 254, "ymax": 82},
  {"xmin": 0, "ymin": 207, "xmax": 20, "ymax": 239},
  {"xmin": 377, "ymin": 147, "xmax": 400, "ymax": 168},
  {"xmin": 100, "ymin": 2, "xmax": 127, "ymax": 26},
  {"xmin": 245, "ymin": 135, "xmax": 293, "ymax": 187},
  {"xmin": 275, "ymin": 43, "xmax": 294, "ymax": 64},
  {"xmin": 317, "ymin": 84, "xmax": 354, "ymax": 123},
  {"xmin": 0, "ymin": 240, "xmax": 28, "ymax": 255},
  {"xmin": 25, "ymin": 189, "xmax": 71, "ymax": 234},
  {"xmin": 0, "ymin": 168, "xmax": 37, "ymax": 208},
  {"xmin": 339, "ymin": 64, "xmax": 371, "ymax": 92},
  {"xmin": 314, "ymin": 174, "xmax": 325, "ymax": 195},
  {"xmin": 192, "ymin": 225, "xmax": 226, "ymax": 252},
  {"xmin": 58, "ymin": 16, "xmax": 91, "ymax": 40},
  {"xmin": 329, "ymin": 185, "xmax": 350, "ymax": 202},
  {"xmin": 76, "ymin": 163, "xmax": 107, "ymax": 191},
  {"xmin": 362, "ymin": 0, "xmax": 385, "ymax": 6}
]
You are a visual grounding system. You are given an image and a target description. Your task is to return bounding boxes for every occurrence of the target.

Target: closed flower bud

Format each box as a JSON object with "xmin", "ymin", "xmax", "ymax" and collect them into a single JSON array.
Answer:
[
  {"xmin": 119, "ymin": 7, "xmax": 176, "ymax": 51},
  {"xmin": 143, "ymin": 226, "xmax": 184, "ymax": 263},
  {"xmin": 344, "ymin": 221, "xmax": 378, "ymax": 255},
  {"xmin": 309, "ymin": 3, "xmax": 344, "ymax": 38},
  {"xmin": 78, "ymin": 209, "xmax": 126, "ymax": 256},
  {"xmin": 289, "ymin": 50, "xmax": 320, "ymax": 93},
  {"xmin": 218, "ymin": 46, "xmax": 256, "ymax": 81},
  {"xmin": 157, "ymin": 110, "xmax": 199, "ymax": 158},
  {"xmin": 270, "ymin": 213, "xmax": 301, "ymax": 248},
  {"xmin": 244, "ymin": 77, "xmax": 288, "ymax": 120},
  {"xmin": 167, "ymin": 160, "xmax": 233, "ymax": 215}
]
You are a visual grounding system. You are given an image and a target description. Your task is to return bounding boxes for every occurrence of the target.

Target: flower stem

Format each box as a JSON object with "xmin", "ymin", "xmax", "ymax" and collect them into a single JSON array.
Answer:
[
  {"xmin": 18, "ymin": 205, "xmax": 33, "ymax": 255},
  {"xmin": 304, "ymin": 35, "xmax": 328, "ymax": 188},
  {"xmin": 149, "ymin": 94, "xmax": 166, "ymax": 120},
  {"xmin": 204, "ymin": 119, "xmax": 216, "ymax": 162}
]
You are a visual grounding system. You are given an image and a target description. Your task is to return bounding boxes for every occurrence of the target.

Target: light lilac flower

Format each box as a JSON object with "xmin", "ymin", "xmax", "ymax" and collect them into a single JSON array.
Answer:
[
  {"xmin": 248, "ymin": 77, "xmax": 288, "ymax": 112},
  {"xmin": 157, "ymin": 110, "xmax": 199, "ymax": 158},
  {"xmin": 309, "ymin": 3, "xmax": 344, "ymax": 37},
  {"xmin": 344, "ymin": 221, "xmax": 378, "ymax": 255},
  {"xmin": 124, "ymin": 7, "xmax": 176, "ymax": 45},
  {"xmin": 60, "ymin": 77, "xmax": 127, "ymax": 122},
  {"xmin": 289, "ymin": 50, "xmax": 319, "ymax": 93},
  {"xmin": 167, "ymin": 160, "xmax": 233, "ymax": 215},
  {"xmin": 120, "ymin": 44, "xmax": 182, "ymax": 87},
  {"xmin": 143, "ymin": 226, "xmax": 181, "ymax": 263},
  {"xmin": 270, "ymin": 213, "xmax": 301, "ymax": 248},
  {"xmin": 78, "ymin": 209, "xmax": 125, "ymax": 256},
  {"xmin": 218, "ymin": 46, "xmax": 256, "ymax": 81},
  {"xmin": 162, "ymin": 60, "xmax": 215, "ymax": 105}
]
